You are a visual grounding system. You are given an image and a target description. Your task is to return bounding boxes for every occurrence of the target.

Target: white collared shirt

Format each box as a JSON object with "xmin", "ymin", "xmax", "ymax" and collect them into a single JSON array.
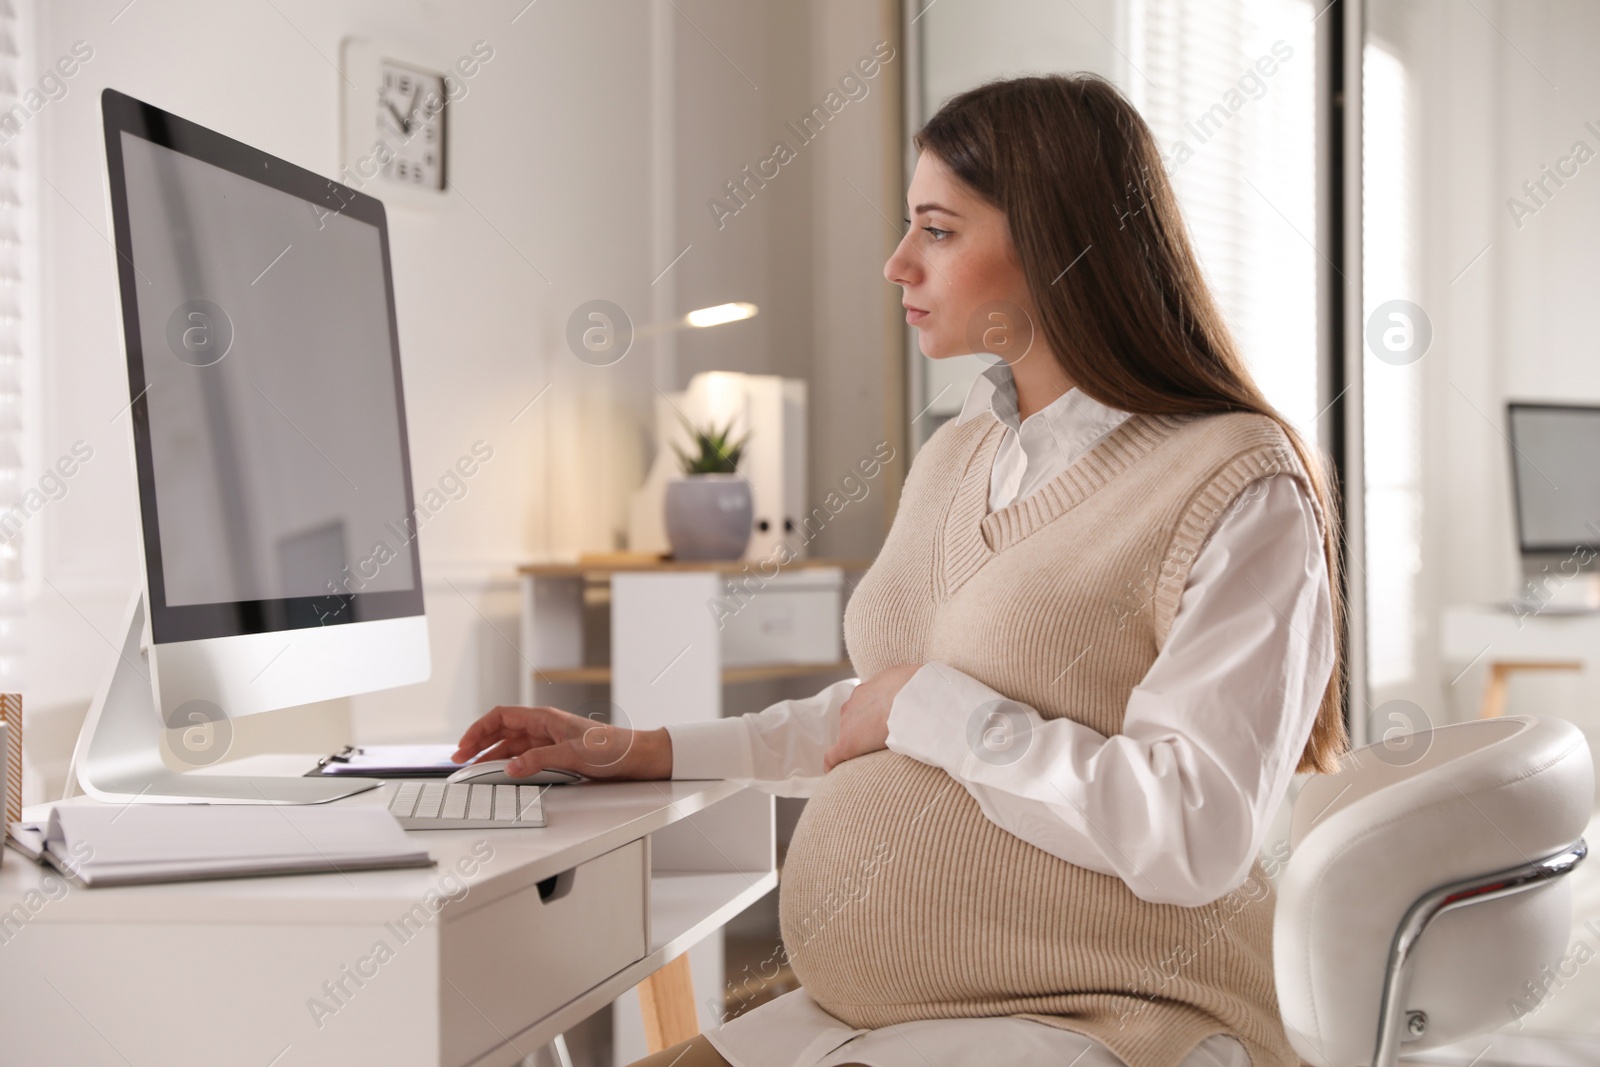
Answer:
[
  {"xmin": 666, "ymin": 362, "xmax": 1332, "ymax": 1067},
  {"xmin": 961, "ymin": 361, "xmax": 1133, "ymax": 511}
]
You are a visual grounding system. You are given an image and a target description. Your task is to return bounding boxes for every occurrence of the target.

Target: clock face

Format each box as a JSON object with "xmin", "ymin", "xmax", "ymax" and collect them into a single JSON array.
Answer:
[{"xmin": 376, "ymin": 60, "xmax": 446, "ymax": 190}]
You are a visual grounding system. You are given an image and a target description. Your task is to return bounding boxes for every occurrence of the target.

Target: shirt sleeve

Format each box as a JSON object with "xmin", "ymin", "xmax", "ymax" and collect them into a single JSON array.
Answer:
[
  {"xmin": 884, "ymin": 472, "xmax": 1334, "ymax": 907},
  {"xmin": 666, "ymin": 676, "xmax": 860, "ymax": 798}
]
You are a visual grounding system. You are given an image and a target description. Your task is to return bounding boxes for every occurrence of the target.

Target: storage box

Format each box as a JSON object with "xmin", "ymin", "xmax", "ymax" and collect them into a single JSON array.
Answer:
[{"xmin": 718, "ymin": 566, "xmax": 844, "ymax": 667}]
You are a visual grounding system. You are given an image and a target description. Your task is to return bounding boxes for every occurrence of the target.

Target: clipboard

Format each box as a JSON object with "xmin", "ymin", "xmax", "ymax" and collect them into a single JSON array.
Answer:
[{"xmin": 307, "ymin": 744, "xmax": 471, "ymax": 778}]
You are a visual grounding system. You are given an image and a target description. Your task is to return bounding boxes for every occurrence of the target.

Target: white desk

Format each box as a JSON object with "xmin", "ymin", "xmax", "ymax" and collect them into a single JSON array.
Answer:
[
  {"xmin": 1441, "ymin": 605, "xmax": 1596, "ymax": 717},
  {"xmin": 0, "ymin": 756, "xmax": 775, "ymax": 1067}
]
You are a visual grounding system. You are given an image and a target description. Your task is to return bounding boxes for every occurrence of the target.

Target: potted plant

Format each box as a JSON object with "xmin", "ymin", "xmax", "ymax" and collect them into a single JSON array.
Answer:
[{"xmin": 663, "ymin": 412, "xmax": 754, "ymax": 561}]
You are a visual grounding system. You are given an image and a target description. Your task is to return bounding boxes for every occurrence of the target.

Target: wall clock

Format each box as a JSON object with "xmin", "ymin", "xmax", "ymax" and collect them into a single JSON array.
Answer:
[
  {"xmin": 339, "ymin": 39, "xmax": 450, "ymax": 203},
  {"xmin": 374, "ymin": 58, "xmax": 446, "ymax": 189}
]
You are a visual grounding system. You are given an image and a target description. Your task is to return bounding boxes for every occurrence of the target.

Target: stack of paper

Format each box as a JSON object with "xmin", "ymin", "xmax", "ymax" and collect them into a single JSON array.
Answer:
[{"xmin": 43, "ymin": 803, "xmax": 433, "ymax": 887}]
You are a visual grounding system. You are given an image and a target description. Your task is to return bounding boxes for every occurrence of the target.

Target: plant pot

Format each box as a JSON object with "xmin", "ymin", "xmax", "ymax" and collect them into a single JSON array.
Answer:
[{"xmin": 664, "ymin": 474, "xmax": 753, "ymax": 561}]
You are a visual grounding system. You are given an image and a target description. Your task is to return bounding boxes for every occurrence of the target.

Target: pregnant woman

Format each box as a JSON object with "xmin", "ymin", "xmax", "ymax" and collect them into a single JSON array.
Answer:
[{"xmin": 454, "ymin": 73, "xmax": 1346, "ymax": 1067}]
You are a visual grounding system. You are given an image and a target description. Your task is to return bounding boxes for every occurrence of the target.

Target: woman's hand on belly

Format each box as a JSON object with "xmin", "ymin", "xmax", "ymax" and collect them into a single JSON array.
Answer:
[{"xmin": 823, "ymin": 663, "xmax": 921, "ymax": 770}]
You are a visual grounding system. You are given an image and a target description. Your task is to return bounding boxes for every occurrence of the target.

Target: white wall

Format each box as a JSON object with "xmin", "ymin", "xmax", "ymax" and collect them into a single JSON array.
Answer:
[
  {"xmin": 20, "ymin": 0, "xmax": 900, "ymax": 787},
  {"xmin": 21, "ymin": 0, "xmax": 651, "ymax": 771}
]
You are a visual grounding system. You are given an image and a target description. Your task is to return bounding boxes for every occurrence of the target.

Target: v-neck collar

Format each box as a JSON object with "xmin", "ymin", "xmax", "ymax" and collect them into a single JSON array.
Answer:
[{"xmin": 938, "ymin": 410, "xmax": 1191, "ymax": 599}]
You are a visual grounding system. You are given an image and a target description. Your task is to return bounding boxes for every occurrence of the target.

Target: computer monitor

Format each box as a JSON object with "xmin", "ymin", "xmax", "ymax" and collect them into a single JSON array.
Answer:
[
  {"xmin": 72, "ymin": 89, "xmax": 429, "ymax": 803},
  {"xmin": 1507, "ymin": 401, "xmax": 1600, "ymax": 593}
]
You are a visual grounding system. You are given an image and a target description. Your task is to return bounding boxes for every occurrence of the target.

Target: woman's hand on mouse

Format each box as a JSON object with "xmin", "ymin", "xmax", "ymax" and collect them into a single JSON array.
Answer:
[
  {"xmin": 823, "ymin": 664, "xmax": 922, "ymax": 771},
  {"xmin": 451, "ymin": 705, "xmax": 673, "ymax": 781}
]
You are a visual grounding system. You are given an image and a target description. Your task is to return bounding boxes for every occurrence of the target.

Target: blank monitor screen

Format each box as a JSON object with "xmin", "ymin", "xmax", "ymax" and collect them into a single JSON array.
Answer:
[
  {"xmin": 104, "ymin": 90, "xmax": 423, "ymax": 643},
  {"xmin": 1507, "ymin": 403, "xmax": 1600, "ymax": 553}
]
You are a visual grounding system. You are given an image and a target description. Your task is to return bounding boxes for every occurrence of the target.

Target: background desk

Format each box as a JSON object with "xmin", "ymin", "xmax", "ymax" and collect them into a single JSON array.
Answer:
[
  {"xmin": 518, "ymin": 557, "xmax": 870, "ymax": 724},
  {"xmin": 0, "ymin": 757, "xmax": 774, "ymax": 1067},
  {"xmin": 1440, "ymin": 605, "xmax": 1594, "ymax": 718}
]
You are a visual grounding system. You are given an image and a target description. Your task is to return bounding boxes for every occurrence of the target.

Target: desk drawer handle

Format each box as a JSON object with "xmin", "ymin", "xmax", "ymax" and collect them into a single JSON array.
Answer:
[{"xmin": 537, "ymin": 869, "xmax": 576, "ymax": 903}]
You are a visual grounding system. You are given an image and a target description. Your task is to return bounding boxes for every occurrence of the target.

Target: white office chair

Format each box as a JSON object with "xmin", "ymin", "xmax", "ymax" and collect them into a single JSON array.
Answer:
[{"xmin": 1275, "ymin": 715, "xmax": 1593, "ymax": 1067}]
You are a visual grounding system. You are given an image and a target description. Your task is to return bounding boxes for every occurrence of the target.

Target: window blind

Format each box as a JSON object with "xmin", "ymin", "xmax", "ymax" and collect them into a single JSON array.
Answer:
[
  {"xmin": 0, "ymin": 0, "xmax": 24, "ymax": 689},
  {"xmin": 1128, "ymin": 0, "xmax": 1319, "ymax": 441}
]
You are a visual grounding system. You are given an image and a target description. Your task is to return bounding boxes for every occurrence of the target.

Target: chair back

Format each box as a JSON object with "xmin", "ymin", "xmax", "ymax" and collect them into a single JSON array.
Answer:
[{"xmin": 1274, "ymin": 716, "xmax": 1593, "ymax": 1067}]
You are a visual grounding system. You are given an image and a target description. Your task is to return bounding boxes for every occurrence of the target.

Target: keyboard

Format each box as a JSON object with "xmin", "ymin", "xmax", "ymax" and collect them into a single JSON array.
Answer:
[{"xmin": 388, "ymin": 781, "xmax": 547, "ymax": 830}]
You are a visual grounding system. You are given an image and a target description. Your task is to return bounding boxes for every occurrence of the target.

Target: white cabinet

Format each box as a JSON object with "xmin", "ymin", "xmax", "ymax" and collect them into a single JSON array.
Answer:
[
  {"xmin": 516, "ymin": 557, "xmax": 869, "ymax": 728},
  {"xmin": 719, "ymin": 568, "xmax": 844, "ymax": 667}
]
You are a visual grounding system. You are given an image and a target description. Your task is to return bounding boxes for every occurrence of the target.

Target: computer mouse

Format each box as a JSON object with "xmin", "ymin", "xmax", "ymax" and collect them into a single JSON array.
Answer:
[{"xmin": 445, "ymin": 760, "xmax": 584, "ymax": 786}]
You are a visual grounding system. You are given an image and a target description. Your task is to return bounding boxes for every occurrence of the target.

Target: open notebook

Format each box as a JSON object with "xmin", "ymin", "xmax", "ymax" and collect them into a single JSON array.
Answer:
[{"xmin": 42, "ymin": 803, "xmax": 434, "ymax": 887}]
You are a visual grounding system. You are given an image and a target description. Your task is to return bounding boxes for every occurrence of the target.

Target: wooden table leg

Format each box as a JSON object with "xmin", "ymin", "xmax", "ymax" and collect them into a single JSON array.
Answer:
[
  {"xmin": 637, "ymin": 952, "xmax": 700, "ymax": 1054},
  {"xmin": 1480, "ymin": 661, "xmax": 1583, "ymax": 718}
]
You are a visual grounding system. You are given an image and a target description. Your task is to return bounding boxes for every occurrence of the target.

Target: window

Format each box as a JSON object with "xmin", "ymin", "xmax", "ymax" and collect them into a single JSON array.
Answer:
[
  {"xmin": 1360, "ymin": 40, "xmax": 1420, "ymax": 692},
  {"xmin": 1129, "ymin": 0, "xmax": 1320, "ymax": 441}
]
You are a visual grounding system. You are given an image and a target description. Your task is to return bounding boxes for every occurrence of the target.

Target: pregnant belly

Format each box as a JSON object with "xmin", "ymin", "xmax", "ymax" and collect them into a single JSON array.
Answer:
[{"xmin": 778, "ymin": 750, "xmax": 1109, "ymax": 1027}]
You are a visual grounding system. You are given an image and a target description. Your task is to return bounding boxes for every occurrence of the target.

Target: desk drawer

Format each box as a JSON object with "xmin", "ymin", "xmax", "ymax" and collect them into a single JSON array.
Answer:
[{"xmin": 442, "ymin": 839, "xmax": 648, "ymax": 1065}]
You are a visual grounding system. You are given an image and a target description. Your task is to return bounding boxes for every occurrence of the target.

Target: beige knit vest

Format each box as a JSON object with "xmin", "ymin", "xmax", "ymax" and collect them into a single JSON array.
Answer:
[{"xmin": 778, "ymin": 408, "xmax": 1322, "ymax": 1067}]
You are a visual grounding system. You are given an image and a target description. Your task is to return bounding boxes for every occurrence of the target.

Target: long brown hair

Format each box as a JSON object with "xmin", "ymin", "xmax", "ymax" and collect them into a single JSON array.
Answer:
[{"xmin": 916, "ymin": 73, "xmax": 1347, "ymax": 774}]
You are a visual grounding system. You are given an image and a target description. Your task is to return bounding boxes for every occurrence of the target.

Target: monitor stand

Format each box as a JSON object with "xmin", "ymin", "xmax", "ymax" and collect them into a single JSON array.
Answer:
[{"xmin": 70, "ymin": 593, "xmax": 382, "ymax": 805}]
